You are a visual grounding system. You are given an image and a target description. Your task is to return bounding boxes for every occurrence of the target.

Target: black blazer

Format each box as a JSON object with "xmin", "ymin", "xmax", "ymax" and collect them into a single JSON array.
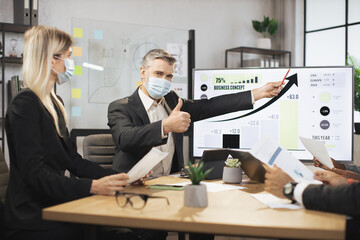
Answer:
[
  {"xmin": 303, "ymin": 183, "xmax": 360, "ymax": 218},
  {"xmin": 4, "ymin": 89, "xmax": 116, "ymax": 231},
  {"xmin": 108, "ymin": 88, "xmax": 253, "ymax": 173}
]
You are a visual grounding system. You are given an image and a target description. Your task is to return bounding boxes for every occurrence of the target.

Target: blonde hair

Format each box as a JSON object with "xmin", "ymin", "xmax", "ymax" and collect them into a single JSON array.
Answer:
[
  {"xmin": 141, "ymin": 49, "xmax": 176, "ymax": 68},
  {"xmin": 22, "ymin": 25, "xmax": 72, "ymax": 136}
]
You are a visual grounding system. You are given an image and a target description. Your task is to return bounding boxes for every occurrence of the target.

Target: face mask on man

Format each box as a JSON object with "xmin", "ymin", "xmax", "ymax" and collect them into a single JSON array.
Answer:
[
  {"xmin": 51, "ymin": 57, "xmax": 75, "ymax": 85},
  {"xmin": 145, "ymin": 77, "xmax": 172, "ymax": 99}
]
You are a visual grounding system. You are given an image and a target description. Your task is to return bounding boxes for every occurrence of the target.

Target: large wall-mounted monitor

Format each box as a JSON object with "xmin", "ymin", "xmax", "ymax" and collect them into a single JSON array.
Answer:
[{"xmin": 192, "ymin": 66, "xmax": 353, "ymax": 162}]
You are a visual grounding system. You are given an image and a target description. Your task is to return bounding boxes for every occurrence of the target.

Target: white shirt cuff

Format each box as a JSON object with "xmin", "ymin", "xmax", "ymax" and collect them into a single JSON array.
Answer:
[
  {"xmin": 161, "ymin": 120, "xmax": 167, "ymax": 139},
  {"xmin": 251, "ymin": 91, "xmax": 255, "ymax": 104},
  {"xmin": 294, "ymin": 182, "xmax": 310, "ymax": 206}
]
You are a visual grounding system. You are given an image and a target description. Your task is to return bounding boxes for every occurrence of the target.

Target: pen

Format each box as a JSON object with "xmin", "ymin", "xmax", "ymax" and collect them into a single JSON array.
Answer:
[
  {"xmin": 151, "ymin": 184, "xmax": 184, "ymax": 187},
  {"xmin": 281, "ymin": 68, "xmax": 291, "ymax": 85}
]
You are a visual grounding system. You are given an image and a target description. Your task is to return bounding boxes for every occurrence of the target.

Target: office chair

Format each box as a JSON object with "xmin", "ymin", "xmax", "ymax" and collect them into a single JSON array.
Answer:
[
  {"xmin": 0, "ymin": 147, "xmax": 9, "ymax": 239},
  {"xmin": 83, "ymin": 134, "xmax": 115, "ymax": 169}
]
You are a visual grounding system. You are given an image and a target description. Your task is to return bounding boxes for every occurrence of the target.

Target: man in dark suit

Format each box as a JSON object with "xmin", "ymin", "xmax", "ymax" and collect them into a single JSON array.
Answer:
[
  {"xmin": 108, "ymin": 49, "xmax": 283, "ymax": 176},
  {"xmin": 265, "ymin": 166, "xmax": 360, "ymax": 239}
]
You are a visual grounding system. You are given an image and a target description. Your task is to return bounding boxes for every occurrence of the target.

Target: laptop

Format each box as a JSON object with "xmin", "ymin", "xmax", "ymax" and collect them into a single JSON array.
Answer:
[
  {"xmin": 200, "ymin": 149, "xmax": 266, "ymax": 183},
  {"xmin": 200, "ymin": 149, "xmax": 229, "ymax": 180}
]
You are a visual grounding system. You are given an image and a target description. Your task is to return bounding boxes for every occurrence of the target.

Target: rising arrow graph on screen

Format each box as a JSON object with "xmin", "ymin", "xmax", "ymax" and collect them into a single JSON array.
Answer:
[{"xmin": 213, "ymin": 73, "xmax": 298, "ymax": 122}]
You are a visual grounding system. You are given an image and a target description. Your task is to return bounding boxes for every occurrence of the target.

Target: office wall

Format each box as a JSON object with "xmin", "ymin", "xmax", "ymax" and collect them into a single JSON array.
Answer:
[
  {"xmin": 44, "ymin": 0, "xmax": 278, "ymax": 69},
  {"xmin": 1, "ymin": 0, "xmax": 280, "ymax": 112},
  {"xmin": 0, "ymin": 0, "xmax": 296, "ymax": 165}
]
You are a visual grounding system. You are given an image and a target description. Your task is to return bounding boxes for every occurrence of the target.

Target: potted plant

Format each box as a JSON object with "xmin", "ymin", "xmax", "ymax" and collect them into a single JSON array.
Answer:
[
  {"xmin": 252, "ymin": 16, "xmax": 278, "ymax": 49},
  {"xmin": 183, "ymin": 160, "xmax": 212, "ymax": 208},
  {"xmin": 222, "ymin": 157, "xmax": 242, "ymax": 184},
  {"xmin": 347, "ymin": 54, "xmax": 360, "ymax": 133}
]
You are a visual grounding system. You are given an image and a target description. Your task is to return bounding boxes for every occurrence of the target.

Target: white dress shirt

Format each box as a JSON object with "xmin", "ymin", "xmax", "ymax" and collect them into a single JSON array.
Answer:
[
  {"xmin": 293, "ymin": 182, "xmax": 311, "ymax": 206},
  {"xmin": 138, "ymin": 88, "xmax": 175, "ymax": 177},
  {"xmin": 293, "ymin": 180, "xmax": 323, "ymax": 205}
]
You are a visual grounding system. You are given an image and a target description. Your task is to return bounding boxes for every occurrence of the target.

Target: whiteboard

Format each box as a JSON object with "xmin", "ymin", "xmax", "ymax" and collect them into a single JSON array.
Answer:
[{"xmin": 70, "ymin": 18, "xmax": 189, "ymax": 129}]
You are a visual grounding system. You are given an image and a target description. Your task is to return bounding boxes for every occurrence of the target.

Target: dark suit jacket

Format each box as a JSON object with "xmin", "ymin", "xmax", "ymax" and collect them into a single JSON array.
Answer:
[
  {"xmin": 4, "ymin": 89, "xmax": 116, "ymax": 231},
  {"xmin": 303, "ymin": 183, "xmax": 360, "ymax": 218},
  {"xmin": 108, "ymin": 88, "xmax": 253, "ymax": 173}
]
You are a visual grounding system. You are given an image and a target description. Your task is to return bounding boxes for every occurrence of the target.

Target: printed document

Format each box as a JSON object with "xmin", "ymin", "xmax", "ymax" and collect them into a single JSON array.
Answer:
[
  {"xmin": 127, "ymin": 148, "xmax": 168, "ymax": 183},
  {"xmin": 299, "ymin": 136, "xmax": 334, "ymax": 169},
  {"xmin": 251, "ymin": 192, "xmax": 303, "ymax": 209},
  {"xmin": 250, "ymin": 136, "xmax": 320, "ymax": 183}
]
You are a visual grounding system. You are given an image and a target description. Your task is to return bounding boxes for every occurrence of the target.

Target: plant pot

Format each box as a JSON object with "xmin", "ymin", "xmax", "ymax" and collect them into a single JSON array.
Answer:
[
  {"xmin": 184, "ymin": 184, "xmax": 208, "ymax": 208},
  {"xmin": 222, "ymin": 167, "xmax": 242, "ymax": 184},
  {"xmin": 257, "ymin": 38, "xmax": 271, "ymax": 49}
]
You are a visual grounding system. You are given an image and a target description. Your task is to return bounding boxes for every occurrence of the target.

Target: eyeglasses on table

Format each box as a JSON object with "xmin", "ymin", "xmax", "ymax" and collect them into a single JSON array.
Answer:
[{"xmin": 115, "ymin": 191, "xmax": 170, "ymax": 210}]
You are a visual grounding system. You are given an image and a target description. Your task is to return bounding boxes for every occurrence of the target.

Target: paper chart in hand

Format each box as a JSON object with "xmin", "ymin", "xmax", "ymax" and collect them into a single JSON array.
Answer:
[
  {"xmin": 299, "ymin": 136, "xmax": 334, "ymax": 169},
  {"xmin": 250, "ymin": 136, "xmax": 319, "ymax": 183},
  {"xmin": 127, "ymin": 148, "xmax": 168, "ymax": 183}
]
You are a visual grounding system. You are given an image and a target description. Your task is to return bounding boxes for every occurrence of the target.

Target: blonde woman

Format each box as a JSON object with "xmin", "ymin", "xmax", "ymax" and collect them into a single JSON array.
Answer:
[{"xmin": 3, "ymin": 26, "xmax": 129, "ymax": 240}]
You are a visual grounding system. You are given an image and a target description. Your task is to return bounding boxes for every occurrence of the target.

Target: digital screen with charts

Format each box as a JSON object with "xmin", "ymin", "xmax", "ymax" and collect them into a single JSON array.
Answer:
[{"xmin": 192, "ymin": 67, "xmax": 354, "ymax": 162}]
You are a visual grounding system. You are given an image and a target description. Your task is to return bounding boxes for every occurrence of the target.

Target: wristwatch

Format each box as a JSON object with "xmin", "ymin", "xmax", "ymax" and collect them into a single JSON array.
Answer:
[{"xmin": 283, "ymin": 182, "xmax": 297, "ymax": 201}]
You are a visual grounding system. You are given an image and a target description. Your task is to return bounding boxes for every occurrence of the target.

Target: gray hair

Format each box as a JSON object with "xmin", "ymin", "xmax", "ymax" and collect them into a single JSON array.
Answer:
[{"xmin": 141, "ymin": 49, "xmax": 176, "ymax": 68}]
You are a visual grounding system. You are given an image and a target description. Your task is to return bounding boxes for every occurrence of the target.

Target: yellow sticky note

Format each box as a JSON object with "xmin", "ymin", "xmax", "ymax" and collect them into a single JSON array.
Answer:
[
  {"xmin": 74, "ymin": 66, "xmax": 82, "ymax": 75},
  {"xmin": 73, "ymin": 28, "xmax": 83, "ymax": 38},
  {"xmin": 136, "ymin": 81, "xmax": 142, "ymax": 88},
  {"xmin": 72, "ymin": 88, "xmax": 81, "ymax": 99},
  {"xmin": 73, "ymin": 47, "xmax": 82, "ymax": 57}
]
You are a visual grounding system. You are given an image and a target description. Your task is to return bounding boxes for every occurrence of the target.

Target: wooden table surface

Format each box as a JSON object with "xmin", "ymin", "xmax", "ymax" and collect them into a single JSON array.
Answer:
[{"xmin": 43, "ymin": 176, "xmax": 346, "ymax": 240}]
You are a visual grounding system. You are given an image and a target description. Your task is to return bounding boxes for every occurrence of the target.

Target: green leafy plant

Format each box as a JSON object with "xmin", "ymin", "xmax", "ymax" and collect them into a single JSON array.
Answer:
[
  {"xmin": 252, "ymin": 16, "xmax": 278, "ymax": 38},
  {"xmin": 225, "ymin": 158, "xmax": 241, "ymax": 168},
  {"xmin": 346, "ymin": 54, "xmax": 360, "ymax": 111},
  {"xmin": 184, "ymin": 160, "xmax": 213, "ymax": 185}
]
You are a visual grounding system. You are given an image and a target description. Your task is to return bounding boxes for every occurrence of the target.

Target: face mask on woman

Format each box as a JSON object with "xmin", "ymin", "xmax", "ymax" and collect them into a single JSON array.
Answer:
[
  {"xmin": 145, "ymin": 77, "xmax": 172, "ymax": 99},
  {"xmin": 51, "ymin": 57, "xmax": 75, "ymax": 85}
]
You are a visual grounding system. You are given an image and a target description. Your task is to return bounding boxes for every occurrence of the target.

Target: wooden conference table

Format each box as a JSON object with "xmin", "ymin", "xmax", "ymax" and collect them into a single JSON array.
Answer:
[{"xmin": 43, "ymin": 176, "xmax": 346, "ymax": 240}]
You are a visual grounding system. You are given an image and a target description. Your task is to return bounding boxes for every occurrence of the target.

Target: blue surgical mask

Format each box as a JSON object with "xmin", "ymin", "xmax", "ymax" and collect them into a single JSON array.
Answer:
[
  {"xmin": 145, "ymin": 77, "xmax": 172, "ymax": 99},
  {"xmin": 51, "ymin": 57, "xmax": 75, "ymax": 85}
]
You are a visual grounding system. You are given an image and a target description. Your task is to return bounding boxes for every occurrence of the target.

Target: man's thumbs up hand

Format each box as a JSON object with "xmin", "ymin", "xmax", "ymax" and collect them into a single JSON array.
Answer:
[
  {"xmin": 163, "ymin": 98, "xmax": 191, "ymax": 135},
  {"xmin": 173, "ymin": 98, "xmax": 183, "ymax": 112}
]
